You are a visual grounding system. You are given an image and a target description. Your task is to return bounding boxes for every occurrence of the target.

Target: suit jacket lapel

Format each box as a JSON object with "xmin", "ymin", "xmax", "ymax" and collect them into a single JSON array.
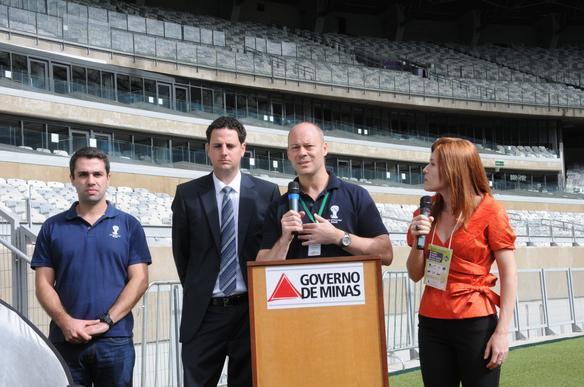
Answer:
[
  {"xmin": 201, "ymin": 174, "xmax": 221, "ymax": 251},
  {"xmin": 238, "ymin": 174, "xmax": 255, "ymax": 260}
]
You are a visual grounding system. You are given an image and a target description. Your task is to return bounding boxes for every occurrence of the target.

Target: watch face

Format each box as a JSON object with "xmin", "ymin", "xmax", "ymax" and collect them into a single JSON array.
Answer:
[{"xmin": 342, "ymin": 233, "xmax": 351, "ymax": 246}]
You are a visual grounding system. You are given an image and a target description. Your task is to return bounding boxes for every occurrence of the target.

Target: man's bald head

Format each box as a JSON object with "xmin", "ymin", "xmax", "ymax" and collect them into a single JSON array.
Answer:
[
  {"xmin": 287, "ymin": 122, "xmax": 328, "ymax": 179},
  {"xmin": 288, "ymin": 122, "xmax": 325, "ymax": 143}
]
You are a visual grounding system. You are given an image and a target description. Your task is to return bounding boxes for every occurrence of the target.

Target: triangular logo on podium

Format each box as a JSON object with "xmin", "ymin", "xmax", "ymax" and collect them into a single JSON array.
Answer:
[{"xmin": 268, "ymin": 274, "xmax": 301, "ymax": 301}]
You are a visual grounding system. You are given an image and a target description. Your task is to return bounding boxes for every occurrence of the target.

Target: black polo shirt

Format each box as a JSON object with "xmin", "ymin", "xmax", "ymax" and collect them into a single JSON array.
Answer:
[{"xmin": 260, "ymin": 171, "xmax": 388, "ymax": 259}]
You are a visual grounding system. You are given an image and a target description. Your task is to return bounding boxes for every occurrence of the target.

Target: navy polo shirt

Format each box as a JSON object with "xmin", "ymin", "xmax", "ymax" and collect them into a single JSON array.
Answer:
[
  {"xmin": 32, "ymin": 202, "xmax": 152, "ymax": 343},
  {"xmin": 261, "ymin": 171, "xmax": 388, "ymax": 259}
]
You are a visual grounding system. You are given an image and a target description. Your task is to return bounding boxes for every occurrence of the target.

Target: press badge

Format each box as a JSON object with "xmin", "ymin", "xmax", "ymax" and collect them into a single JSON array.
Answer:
[
  {"xmin": 308, "ymin": 244, "xmax": 321, "ymax": 256},
  {"xmin": 423, "ymin": 244, "xmax": 452, "ymax": 291}
]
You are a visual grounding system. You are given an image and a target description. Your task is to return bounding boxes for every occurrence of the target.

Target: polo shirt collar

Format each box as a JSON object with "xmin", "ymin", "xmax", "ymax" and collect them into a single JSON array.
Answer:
[
  {"xmin": 64, "ymin": 201, "xmax": 118, "ymax": 221},
  {"xmin": 323, "ymin": 169, "xmax": 341, "ymax": 191},
  {"xmin": 295, "ymin": 169, "xmax": 340, "ymax": 200}
]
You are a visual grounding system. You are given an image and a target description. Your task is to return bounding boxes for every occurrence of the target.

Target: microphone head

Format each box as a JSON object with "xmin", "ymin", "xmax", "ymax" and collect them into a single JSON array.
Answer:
[
  {"xmin": 420, "ymin": 195, "xmax": 432, "ymax": 209},
  {"xmin": 288, "ymin": 181, "xmax": 300, "ymax": 194},
  {"xmin": 420, "ymin": 196, "xmax": 432, "ymax": 215}
]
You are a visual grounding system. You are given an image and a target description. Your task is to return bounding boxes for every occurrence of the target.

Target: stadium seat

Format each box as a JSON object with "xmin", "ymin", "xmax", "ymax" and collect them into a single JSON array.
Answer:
[{"xmin": 53, "ymin": 150, "xmax": 69, "ymax": 157}]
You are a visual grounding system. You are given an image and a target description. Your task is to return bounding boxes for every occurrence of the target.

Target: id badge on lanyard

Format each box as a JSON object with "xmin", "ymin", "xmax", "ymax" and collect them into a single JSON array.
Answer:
[
  {"xmin": 423, "ymin": 217, "xmax": 459, "ymax": 291},
  {"xmin": 424, "ymin": 244, "xmax": 453, "ymax": 291}
]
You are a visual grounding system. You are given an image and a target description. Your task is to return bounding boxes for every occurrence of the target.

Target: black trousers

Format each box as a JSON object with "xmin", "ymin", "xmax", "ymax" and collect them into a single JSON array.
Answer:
[
  {"xmin": 182, "ymin": 302, "xmax": 252, "ymax": 387},
  {"xmin": 418, "ymin": 314, "xmax": 501, "ymax": 387}
]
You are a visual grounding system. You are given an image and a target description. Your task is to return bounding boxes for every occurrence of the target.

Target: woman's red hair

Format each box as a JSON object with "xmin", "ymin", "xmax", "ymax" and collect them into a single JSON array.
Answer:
[{"xmin": 431, "ymin": 137, "xmax": 491, "ymax": 226}]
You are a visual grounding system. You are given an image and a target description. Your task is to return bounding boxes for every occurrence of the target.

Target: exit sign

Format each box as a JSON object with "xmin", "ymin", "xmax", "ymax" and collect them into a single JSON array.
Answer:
[{"xmin": 495, "ymin": 161, "xmax": 504, "ymax": 167}]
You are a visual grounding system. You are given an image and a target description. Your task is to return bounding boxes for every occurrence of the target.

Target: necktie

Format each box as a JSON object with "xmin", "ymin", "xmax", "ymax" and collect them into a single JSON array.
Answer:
[{"xmin": 219, "ymin": 186, "xmax": 237, "ymax": 295}]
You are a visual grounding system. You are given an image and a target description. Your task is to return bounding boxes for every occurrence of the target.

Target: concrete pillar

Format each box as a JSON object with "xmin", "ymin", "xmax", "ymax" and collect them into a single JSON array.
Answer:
[
  {"xmin": 458, "ymin": 9, "xmax": 482, "ymax": 47},
  {"xmin": 394, "ymin": 3, "xmax": 405, "ymax": 41},
  {"xmin": 230, "ymin": 0, "xmax": 243, "ymax": 23},
  {"xmin": 536, "ymin": 13, "xmax": 561, "ymax": 49},
  {"xmin": 314, "ymin": 0, "xmax": 328, "ymax": 33}
]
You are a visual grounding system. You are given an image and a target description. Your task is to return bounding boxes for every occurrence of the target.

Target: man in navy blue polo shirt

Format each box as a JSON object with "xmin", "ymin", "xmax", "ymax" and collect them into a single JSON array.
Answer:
[
  {"xmin": 257, "ymin": 122, "xmax": 393, "ymax": 264},
  {"xmin": 32, "ymin": 147, "xmax": 151, "ymax": 387}
]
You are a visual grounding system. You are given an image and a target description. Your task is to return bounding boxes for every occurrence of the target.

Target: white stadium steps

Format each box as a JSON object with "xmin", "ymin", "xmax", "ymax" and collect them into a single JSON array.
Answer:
[{"xmin": 1, "ymin": 178, "xmax": 582, "ymax": 247}]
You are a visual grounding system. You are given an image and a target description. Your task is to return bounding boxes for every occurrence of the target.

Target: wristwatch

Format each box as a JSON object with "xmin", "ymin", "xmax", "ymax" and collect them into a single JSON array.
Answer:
[
  {"xmin": 98, "ymin": 313, "xmax": 114, "ymax": 329},
  {"xmin": 340, "ymin": 232, "xmax": 352, "ymax": 248}
]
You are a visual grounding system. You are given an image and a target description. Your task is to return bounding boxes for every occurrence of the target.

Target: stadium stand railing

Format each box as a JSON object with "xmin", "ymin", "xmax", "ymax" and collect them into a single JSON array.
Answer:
[{"xmin": 1, "ymin": 1, "xmax": 583, "ymax": 109}]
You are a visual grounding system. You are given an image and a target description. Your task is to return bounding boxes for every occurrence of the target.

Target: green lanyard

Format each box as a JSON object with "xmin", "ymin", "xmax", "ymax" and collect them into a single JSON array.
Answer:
[{"xmin": 299, "ymin": 192, "xmax": 330, "ymax": 223}]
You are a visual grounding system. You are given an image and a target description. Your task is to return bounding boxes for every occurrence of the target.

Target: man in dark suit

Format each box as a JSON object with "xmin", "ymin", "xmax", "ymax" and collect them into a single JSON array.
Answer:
[{"xmin": 172, "ymin": 116, "xmax": 280, "ymax": 387}]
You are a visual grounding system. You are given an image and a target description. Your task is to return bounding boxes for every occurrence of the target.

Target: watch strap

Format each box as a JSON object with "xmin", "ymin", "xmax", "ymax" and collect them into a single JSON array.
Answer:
[{"xmin": 99, "ymin": 313, "xmax": 114, "ymax": 328}]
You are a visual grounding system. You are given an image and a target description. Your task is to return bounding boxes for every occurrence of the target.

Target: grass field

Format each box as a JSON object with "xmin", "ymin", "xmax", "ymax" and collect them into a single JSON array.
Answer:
[{"xmin": 388, "ymin": 336, "xmax": 584, "ymax": 386}]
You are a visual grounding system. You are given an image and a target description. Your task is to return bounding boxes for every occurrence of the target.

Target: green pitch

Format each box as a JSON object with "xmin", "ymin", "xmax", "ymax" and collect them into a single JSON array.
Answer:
[{"xmin": 389, "ymin": 336, "xmax": 584, "ymax": 386}]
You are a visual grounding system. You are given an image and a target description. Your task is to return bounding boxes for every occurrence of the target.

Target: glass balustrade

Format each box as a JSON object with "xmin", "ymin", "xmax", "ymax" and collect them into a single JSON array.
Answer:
[
  {"xmin": 0, "ymin": 120, "xmax": 565, "ymax": 193},
  {"xmin": 0, "ymin": 53, "xmax": 563, "ymax": 160}
]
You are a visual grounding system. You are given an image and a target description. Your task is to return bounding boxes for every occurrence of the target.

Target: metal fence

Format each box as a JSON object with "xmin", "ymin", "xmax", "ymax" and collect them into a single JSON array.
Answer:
[
  {"xmin": 381, "ymin": 268, "xmax": 584, "ymax": 363},
  {"xmin": 134, "ymin": 282, "xmax": 184, "ymax": 387},
  {"xmin": 509, "ymin": 217, "xmax": 584, "ymax": 247},
  {"xmin": 131, "ymin": 267, "xmax": 584, "ymax": 384}
]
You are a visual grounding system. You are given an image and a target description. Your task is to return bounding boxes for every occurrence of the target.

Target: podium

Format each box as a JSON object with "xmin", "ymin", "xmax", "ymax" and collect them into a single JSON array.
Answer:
[{"xmin": 247, "ymin": 255, "xmax": 388, "ymax": 387}]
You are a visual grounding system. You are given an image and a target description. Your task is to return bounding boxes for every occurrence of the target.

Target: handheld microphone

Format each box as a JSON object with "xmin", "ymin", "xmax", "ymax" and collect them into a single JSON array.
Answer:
[
  {"xmin": 416, "ymin": 196, "xmax": 432, "ymax": 250},
  {"xmin": 288, "ymin": 181, "xmax": 300, "ymax": 212}
]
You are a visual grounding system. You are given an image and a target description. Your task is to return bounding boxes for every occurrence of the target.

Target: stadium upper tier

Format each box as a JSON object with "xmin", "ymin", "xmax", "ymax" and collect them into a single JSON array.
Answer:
[
  {"xmin": 1, "ymin": 0, "xmax": 583, "ymax": 108},
  {"xmin": 1, "ymin": 178, "xmax": 582, "ymax": 246},
  {"xmin": 448, "ymin": 43, "xmax": 584, "ymax": 88}
]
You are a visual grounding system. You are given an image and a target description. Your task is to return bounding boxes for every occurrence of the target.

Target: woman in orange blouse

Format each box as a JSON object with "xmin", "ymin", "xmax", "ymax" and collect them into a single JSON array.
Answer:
[{"xmin": 407, "ymin": 137, "xmax": 517, "ymax": 387}]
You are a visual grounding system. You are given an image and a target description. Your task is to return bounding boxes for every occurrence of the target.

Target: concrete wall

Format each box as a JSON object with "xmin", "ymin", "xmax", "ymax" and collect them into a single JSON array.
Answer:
[
  {"xmin": 480, "ymin": 24, "xmax": 538, "ymax": 46},
  {"xmin": 238, "ymin": 0, "xmax": 302, "ymax": 27},
  {"xmin": 322, "ymin": 12, "xmax": 384, "ymax": 37},
  {"xmin": 404, "ymin": 20, "xmax": 459, "ymax": 43},
  {"xmin": 149, "ymin": 244, "xmax": 584, "ymax": 283},
  {"xmin": 560, "ymin": 25, "xmax": 584, "ymax": 45}
]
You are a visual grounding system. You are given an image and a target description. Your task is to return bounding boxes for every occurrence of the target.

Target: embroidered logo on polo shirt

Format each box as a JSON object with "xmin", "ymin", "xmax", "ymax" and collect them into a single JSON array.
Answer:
[
  {"xmin": 330, "ymin": 205, "xmax": 339, "ymax": 219},
  {"xmin": 329, "ymin": 205, "xmax": 342, "ymax": 224},
  {"xmin": 110, "ymin": 225, "xmax": 121, "ymax": 239}
]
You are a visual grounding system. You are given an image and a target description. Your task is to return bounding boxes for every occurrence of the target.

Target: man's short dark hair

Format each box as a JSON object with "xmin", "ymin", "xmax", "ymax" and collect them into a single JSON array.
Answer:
[
  {"xmin": 206, "ymin": 116, "xmax": 246, "ymax": 144},
  {"xmin": 69, "ymin": 147, "xmax": 110, "ymax": 176}
]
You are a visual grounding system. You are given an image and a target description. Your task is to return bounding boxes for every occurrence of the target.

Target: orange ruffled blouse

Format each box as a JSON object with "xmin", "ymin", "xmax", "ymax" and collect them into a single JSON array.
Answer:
[{"xmin": 407, "ymin": 194, "xmax": 516, "ymax": 319}]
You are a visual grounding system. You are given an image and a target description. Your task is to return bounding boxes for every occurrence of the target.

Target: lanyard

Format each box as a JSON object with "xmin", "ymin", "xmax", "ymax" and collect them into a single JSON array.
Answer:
[
  {"xmin": 430, "ymin": 214, "xmax": 461, "ymax": 250},
  {"xmin": 299, "ymin": 192, "xmax": 330, "ymax": 223}
]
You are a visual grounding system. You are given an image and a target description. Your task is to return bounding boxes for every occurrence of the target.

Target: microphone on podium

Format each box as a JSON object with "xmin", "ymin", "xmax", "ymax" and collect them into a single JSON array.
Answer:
[
  {"xmin": 288, "ymin": 181, "xmax": 300, "ymax": 212},
  {"xmin": 416, "ymin": 196, "xmax": 432, "ymax": 250}
]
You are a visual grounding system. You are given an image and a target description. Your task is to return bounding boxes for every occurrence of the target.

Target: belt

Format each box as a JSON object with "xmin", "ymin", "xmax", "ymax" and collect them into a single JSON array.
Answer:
[{"xmin": 210, "ymin": 293, "xmax": 248, "ymax": 307}]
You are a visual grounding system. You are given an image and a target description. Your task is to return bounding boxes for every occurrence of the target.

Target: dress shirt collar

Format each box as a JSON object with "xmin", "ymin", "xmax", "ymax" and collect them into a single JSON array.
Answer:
[{"xmin": 212, "ymin": 171, "xmax": 242, "ymax": 195}]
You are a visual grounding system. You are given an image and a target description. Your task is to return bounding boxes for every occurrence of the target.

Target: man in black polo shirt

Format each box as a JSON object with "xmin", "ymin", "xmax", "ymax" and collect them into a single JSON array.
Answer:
[{"xmin": 257, "ymin": 122, "xmax": 393, "ymax": 264}]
